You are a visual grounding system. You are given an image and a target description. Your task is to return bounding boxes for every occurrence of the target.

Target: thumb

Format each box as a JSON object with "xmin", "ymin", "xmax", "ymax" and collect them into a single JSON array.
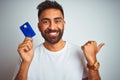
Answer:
[
  {"xmin": 24, "ymin": 37, "xmax": 33, "ymax": 42},
  {"xmin": 97, "ymin": 43, "xmax": 105, "ymax": 53}
]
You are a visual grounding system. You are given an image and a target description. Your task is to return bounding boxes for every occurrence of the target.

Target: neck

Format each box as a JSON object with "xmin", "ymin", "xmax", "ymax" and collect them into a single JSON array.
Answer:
[{"xmin": 43, "ymin": 39, "xmax": 66, "ymax": 52}]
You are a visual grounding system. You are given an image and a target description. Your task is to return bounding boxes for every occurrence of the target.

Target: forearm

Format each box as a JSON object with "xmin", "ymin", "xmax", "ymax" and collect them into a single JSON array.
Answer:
[
  {"xmin": 15, "ymin": 62, "xmax": 30, "ymax": 80},
  {"xmin": 81, "ymin": 41, "xmax": 104, "ymax": 80},
  {"xmin": 88, "ymin": 69, "xmax": 101, "ymax": 80}
]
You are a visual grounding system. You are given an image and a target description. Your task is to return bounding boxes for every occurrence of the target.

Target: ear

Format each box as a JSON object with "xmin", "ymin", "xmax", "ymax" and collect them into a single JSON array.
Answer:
[
  {"xmin": 63, "ymin": 20, "xmax": 66, "ymax": 28},
  {"xmin": 63, "ymin": 19, "xmax": 66, "ymax": 24},
  {"xmin": 38, "ymin": 22, "xmax": 41, "ymax": 32}
]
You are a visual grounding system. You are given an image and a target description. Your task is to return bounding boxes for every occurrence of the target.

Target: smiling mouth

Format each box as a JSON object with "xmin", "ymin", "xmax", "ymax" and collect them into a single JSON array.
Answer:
[
  {"xmin": 45, "ymin": 29, "xmax": 59, "ymax": 37},
  {"xmin": 49, "ymin": 32, "xmax": 58, "ymax": 36},
  {"xmin": 42, "ymin": 29, "xmax": 63, "ymax": 44}
]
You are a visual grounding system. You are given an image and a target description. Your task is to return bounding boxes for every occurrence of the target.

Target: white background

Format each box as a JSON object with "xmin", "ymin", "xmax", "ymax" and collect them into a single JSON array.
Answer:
[{"xmin": 0, "ymin": 0, "xmax": 120, "ymax": 80}]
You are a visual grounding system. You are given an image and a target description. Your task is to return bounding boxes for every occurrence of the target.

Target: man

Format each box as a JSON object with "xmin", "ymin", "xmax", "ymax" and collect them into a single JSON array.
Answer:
[{"xmin": 14, "ymin": 0, "xmax": 104, "ymax": 80}]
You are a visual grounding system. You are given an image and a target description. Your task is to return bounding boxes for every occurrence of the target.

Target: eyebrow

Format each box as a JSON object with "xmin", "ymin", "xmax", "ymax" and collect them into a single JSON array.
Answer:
[
  {"xmin": 41, "ymin": 18, "xmax": 50, "ymax": 21},
  {"xmin": 41, "ymin": 17, "xmax": 63, "ymax": 21},
  {"xmin": 54, "ymin": 17, "xmax": 63, "ymax": 20}
]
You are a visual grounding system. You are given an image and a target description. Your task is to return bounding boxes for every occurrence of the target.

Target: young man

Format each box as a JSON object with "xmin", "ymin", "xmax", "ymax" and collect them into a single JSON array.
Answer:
[{"xmin": 14, "ymin": 1, "xmax": 104, "ymax": 80}]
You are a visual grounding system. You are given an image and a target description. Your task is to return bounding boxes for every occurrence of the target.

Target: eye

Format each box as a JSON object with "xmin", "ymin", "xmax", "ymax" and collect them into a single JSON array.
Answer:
[
  {"xmin": 42, "ymin": 20, "xmax": 49, "ymax": 25},
  {"xmin": 55, "ymin": 19, "xmax": 62, "ymax": 24}
]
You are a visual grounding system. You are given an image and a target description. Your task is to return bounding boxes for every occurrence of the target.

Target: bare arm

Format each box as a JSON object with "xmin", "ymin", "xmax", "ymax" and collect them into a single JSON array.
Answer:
[
  {"xmin": 82, "ymin": 41, "xmax": 104, "ymax": 80},
  {"xmin": 88, "ymin": 70, "xmax": 101, "ymax": 80},
  {"xmin": 15, "ymin": 62, "xmax": 30, "ymax": 80},
  {"xmin": 83, "ymin": 67, "xmax": 101, "ymax": 80},
  {"xmin": 15, "ymin": 37, "xmax": 34, "ymax": 80}
]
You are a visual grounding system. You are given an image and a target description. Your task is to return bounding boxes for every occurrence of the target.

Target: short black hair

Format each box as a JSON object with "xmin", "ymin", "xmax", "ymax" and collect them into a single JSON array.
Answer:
[{"xmin": 37, "ymin": 0, "xmax": 64, "ymax": 19}]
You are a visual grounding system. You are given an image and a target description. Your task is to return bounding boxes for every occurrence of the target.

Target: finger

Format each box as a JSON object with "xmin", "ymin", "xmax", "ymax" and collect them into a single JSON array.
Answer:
[
  {"xmin": 24, "ymin": 46, "xmax": 29, "ymax": 52},
  {"xmin": 18, "ymin": 42, "xmax": 32, "ymax": 52},
  {"xmin": 28, "ymin": 41, "xmax": 33, "ymax": 49},
  {"xmin": 27, "ymin": 41, "xmax": 33, "ymax": 50},
  {"xmin": 92, "ymin": 41, "xmax": 96, "ymax": 44},
  {"xmin": 20, "ymin": 46, "xmax": 29, "ymax": 52},
  {"xmin": 24, "ymin": 37, "xmax": 33, "ymax": 42},
  {"xmin": 87, "ymin": 41, "xmax": 91, "ymax": 44},
  {"xmin": 23, "ymin": 37, "xmax": 33, "ymax": 49},
  {"xmin": 18, "ymin": 46, "xmax": 28, "ymax": 53},
  {"xmin": 18, "ymin": 43, "xmax": 24, "ymax": 49},
  {"xmin": 86, "ymin": 41, "xmax": 95, "ymax": 45},
  {"xmin": 81, "ymin": 46, "xmax": 84, "ymax": 50},
  {"xmin": 24, "ymin": 42, "xmax": 31, "ymax": 51},
  {"xmin": 24, "ymin": 40, "xmax": 33, "ymax": 50},
  {"xmin": 97, "ymin": 43, "xmax": 105, "ymax": 53},
  {"xmin": 84, "ymin": 41, "xmax": 90, "ymax": 45}
]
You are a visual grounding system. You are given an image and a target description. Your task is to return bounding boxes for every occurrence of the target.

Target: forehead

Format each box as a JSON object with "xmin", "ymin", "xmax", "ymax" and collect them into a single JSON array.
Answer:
[{"xmin": 39, "ymin": 8, "xmax": 63, "ymax": 20}]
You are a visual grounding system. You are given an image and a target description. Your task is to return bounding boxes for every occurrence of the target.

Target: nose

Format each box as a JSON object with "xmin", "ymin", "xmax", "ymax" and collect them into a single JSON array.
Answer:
[{"xmin": 49, "ymin": 20, "xmax": 57, "ymax": 30}]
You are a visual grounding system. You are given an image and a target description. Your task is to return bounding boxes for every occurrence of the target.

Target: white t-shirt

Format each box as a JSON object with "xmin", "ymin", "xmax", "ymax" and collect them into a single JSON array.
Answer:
[{"xmin": 13, "ymin": 42, "xmax": 88, "ymax": 80}]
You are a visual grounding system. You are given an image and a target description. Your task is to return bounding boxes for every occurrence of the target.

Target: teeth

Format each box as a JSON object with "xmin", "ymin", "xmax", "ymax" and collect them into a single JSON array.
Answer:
[{"xmin": 49, "ymin": 32, "xmax": 57, "ymax": 35}]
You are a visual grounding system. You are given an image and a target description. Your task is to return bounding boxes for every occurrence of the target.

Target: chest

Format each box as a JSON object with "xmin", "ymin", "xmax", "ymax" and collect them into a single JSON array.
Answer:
[{"xmin": 28, "ymin": 50, "xmax": 84, "ymax": 80}]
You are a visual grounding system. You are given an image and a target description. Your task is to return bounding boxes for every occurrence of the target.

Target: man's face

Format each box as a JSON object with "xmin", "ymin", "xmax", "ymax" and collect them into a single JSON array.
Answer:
[{"xmin": 38, "ymin": 8, "xmax": 65, "ymax": 44}]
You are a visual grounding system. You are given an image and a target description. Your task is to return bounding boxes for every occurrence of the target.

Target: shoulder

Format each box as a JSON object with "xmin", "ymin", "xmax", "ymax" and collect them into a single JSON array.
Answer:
[
  {"xmin": 67, "ymin": 42, "xmax": 82, "ymax": 52},
  {"xmin": 34, "ymin": 43, "xmax": 44, "ymax": 51},
  {"xmin": 66, "ymin": 42, "xmax": 86, "ymax": 60},
  {"xmin": 33, "ymin": 43, "xmax": 44, "ymax": 56}
]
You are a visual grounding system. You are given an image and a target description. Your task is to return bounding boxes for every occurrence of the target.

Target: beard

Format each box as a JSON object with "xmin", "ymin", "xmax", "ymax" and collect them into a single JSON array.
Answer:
[{"xmin": 41, "ymin": 28, "xmax": 64, "ymax": 44}]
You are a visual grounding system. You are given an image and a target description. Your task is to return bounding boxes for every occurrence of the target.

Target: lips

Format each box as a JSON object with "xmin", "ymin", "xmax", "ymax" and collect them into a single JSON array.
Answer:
[
  {"xmin": 49, "ymin": 32, "xmax": 58, "ymax": 36},
  {"xmin": 41, "ymin": 28, "xmax": 63, "ymax": 44},
  {"xmin": 45, "ymin": 29, "xmax": 59, "ymax": 37}
]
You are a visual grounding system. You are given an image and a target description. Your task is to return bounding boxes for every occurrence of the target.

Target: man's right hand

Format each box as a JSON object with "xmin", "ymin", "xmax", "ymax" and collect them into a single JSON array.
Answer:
[{"xmin": 17, "ymin": 37, "xmax": 34, "ymax": 64}]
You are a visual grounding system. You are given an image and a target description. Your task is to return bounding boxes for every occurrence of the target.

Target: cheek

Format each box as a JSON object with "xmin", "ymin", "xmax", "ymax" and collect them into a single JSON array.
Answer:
[
  {"xmin": 60, "ymin": 25, "xmax": 64, "ymax": 30},
  {"xmin": 38, "ymin": 23, "xmax": 45, "ymax": 32},
  {"xmin": 40, "ymin": 27, "xmax": 47, "ymax": 34},
  {"xmin": 38, "ymin": 24, "xmax": 44, "ymax": 32},
  {"xmin": 40, "ymin": 28, "xmax": 44, "ymax": 33}
]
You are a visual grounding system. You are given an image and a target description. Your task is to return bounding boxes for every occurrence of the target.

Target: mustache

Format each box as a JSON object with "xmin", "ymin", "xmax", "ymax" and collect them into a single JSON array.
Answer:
[{"xmin": 45, "ymin": 29, "xmax": 59, "ymax": 34}]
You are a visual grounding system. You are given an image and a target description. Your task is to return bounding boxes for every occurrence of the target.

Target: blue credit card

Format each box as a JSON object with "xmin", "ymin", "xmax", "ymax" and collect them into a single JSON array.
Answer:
[{"xmin": 20, "ymin": 22, "xmax": 36, "ymax": 38}]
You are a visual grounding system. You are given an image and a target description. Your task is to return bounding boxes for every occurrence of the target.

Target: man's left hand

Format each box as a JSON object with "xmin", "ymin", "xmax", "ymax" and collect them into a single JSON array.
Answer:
[{"xmin": 81, "ymin": 41, "xmax": 104, "ymax": 66}]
